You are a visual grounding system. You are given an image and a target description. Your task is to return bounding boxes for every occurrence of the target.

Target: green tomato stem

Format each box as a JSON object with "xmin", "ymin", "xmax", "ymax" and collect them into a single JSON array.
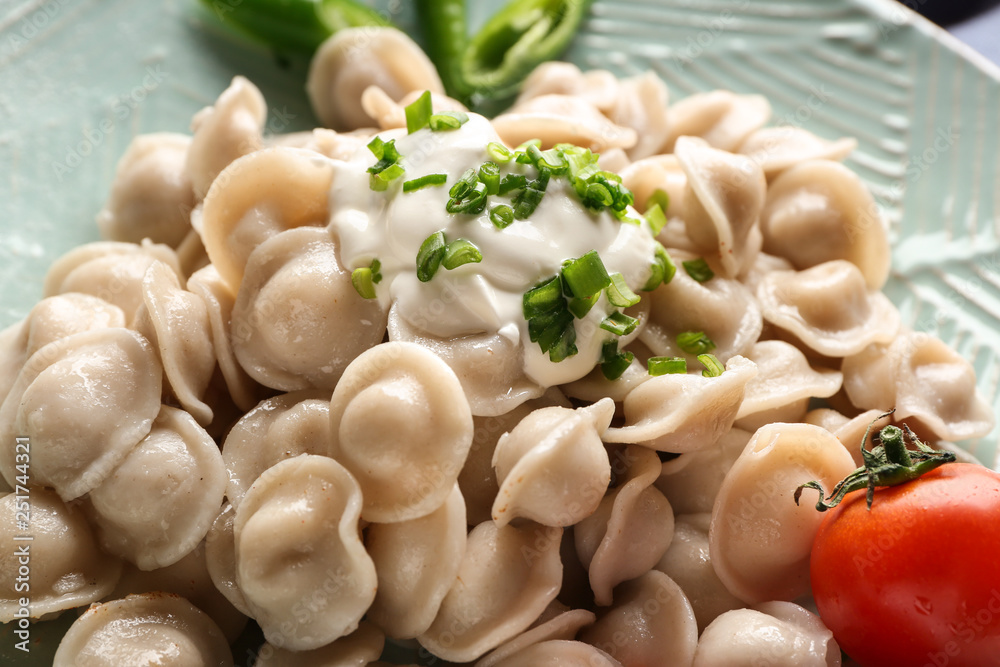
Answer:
[{"xmin": 794, "ymin": 411, "xmax": 956, "ymax": 512}]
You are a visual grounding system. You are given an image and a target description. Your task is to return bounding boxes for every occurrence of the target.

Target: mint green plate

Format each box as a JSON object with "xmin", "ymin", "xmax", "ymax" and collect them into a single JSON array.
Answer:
[{"xmin": 1, "ymin": 0, "xmax": 999, "ymax": 661}]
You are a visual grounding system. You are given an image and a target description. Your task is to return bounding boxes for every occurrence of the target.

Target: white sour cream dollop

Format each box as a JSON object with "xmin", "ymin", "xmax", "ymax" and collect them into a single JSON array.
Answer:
[{"xmin": 327, "ymin": 113, "xmax": 660, "ymax": 387}]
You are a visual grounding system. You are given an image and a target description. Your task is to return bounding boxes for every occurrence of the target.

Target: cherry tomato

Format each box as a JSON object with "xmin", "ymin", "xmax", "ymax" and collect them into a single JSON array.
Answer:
[{"xmin": 810, "ymin": 462, "xmax": 1000, "ymax": 666}]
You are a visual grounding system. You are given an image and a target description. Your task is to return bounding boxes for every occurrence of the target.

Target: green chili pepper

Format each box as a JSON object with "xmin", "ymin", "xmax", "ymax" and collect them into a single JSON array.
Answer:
[
  {"xmin": 459, "ymin": 0, "xmax": 595, "ymax": 107},
  {"xmin": 416, "ymin": 0, "xmax": 470, "ymax": 98},
  {"xmin": 201, "ymin": 0, "xmax": 390, "ymax": 53}
]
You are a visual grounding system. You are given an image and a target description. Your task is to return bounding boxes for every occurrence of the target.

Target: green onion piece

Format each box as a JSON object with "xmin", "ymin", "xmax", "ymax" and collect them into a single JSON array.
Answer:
[
  {"xmin": 530, "ymin": 309, "xmax": 573, "ymax": 352},
  {"xmin": 370, "ymin": 258, "xmax": 382, "ymax": 284},
  {"xmin": 479, "ymin": 162, "xmax": 500, "ymax": 195},
  {"xmin": 568, "ymin": 293, "xmax": 599, "ymax": 319},
  {"xmin": 367, "ymin": 135, "xmax": 386, "ymax": 160},
  {"xmin": 351, "ymin": 267, "xmax": 377, "ymax": 299},
  {"xmin": 429, "ymin": 110, "xmax": 470, "ymax": 131},
  {"xmin": 547, "ymin": 324, "xmax": 578, "ymax": 362},
  {"xmin": 644, "ymin": 202, "xmax": 667, "ymax": 237},
  {"xmin": 584, "ymin": 182, "xmax": 613, "ymax": 208},
  {"xmin": 523, "ymin": 275, "xmax": 564, "ymax": 319},
  {"xmin": 370, "ymin": 163, "xmax": 405, "ymax": 191},
  {"xmin": 487, "ymin": 142, "xmax": 513, "ymax": 163},
  {"xmin": 642, "ymin": 243, "xmax": 676, "ymax": 291},
  {"xmin": 683, "ymin": 258, "xmax": 715, "ymax": 283},
  {"xmin": 600, "ymin": 311, "xmax": 639, "ymax": 336},
  {"xmin": 489, "ymin": 204, "xmax": 515, "ymax": 229},
  {"xmin": 512, "ymin": 185, "xmax": 545, "ymax": 219},
  {"xmin": 648, "ymin": 356, "xmax": 687, "ymax": 376},
  {"xmin": 405, "ymin": 91, "xmax": 433, "ymax": 134},
  {"xmin": 449, "ymin": 168, "xmax": 479, "ymax": 198},
  {"xmin": 606, "ymin": 273, "xmax": 640, "ymax": 308},
  {"xmin": 403, "ymin": 173, "xmax": 449, "ymax": 192},
  {"xmin": 676, "ymin": 331, "xmax": 716, "ymax": 355},
  {"xmin": 561, "ymin": 251, "xmax": 611, "ymax": 299},
  {"xmin": 525, "ymin": 144, "xmax": 567, "ymax": 174},
  {"xmin": 367, "ymin": 137, "xmax": 404, "ymax": 191},
  {"xmin": 698, "ymin": 353, "xmax": 725, "ymax": 377},
  {"xmin": 442, "ymin": 238, "xmax": 483, "ymax": 269},
  {"xmin": 416, "ymin": 231, "xmax": 447, "ymax": 282},
  {"xmin": 600, "ymin": 341, "xmax": 634, "ymax": 380},
  {"xmin": 648, "ymin": 188, "xmax": 670, "ymax": 212},
  {"xmin": 499, "ymin": 173, "xmax": 527, "ymax": 195},
  {"xmin": 446, "ymin": 182, "xmax": 488, "ymax": 214}
]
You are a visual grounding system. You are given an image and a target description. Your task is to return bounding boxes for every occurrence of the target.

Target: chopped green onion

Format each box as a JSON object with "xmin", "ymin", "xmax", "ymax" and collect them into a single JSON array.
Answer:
[
  {"xmin": 523, "ymin": 276, "xmax": 564, "ymax": 319},
  {"xmin": 512, "ymin": 184, "xmax": 545, "ymax": 219},
  {"xmin": 478, "ymin": 162, "xmax": 500, "ymax": 195},
  {"xmin": 600, "ymin": 341, "xmax": 634, "ymax": 380},
  {"xmin": 528, "ymin": 307, "xmax": 570, "ymax": 345},
  {"xmin": 367, "ymin": 137, "xmax": 404, "ymax": 191},
  {"xmin": 499, "ymin": 173, "xmax": 527, "ymax": 195},
  {"xmin": 429, "ymin": 110, "xmax": 469, "ymax": 131},
  {"xmin": 367, "ymin": 135, "xmax": 388, "ymax": 160},
  {"xmin": 514, "ymin": 139, "xmax": 542, "ymax": 155},
  {"xmin": 644, "ymin": 202, "xmax": 668, "ymax": 237},
  {"xmin": 442, "ymin": 238, "xmax": 483, "ymax": 269},
  {"xmin": 416, "ymin": 231, "xmax": 447, "ymax": 282},
  {"xmin": 351, "ymin": 267, "xmax": 377, "ymax": 299},
  {"xmin": 584, "ymin": 182, "xmax": 613, "ymax": 208},
  {"xmin": 547, "ymin": 324, "xmax": 577, "ymax": 362},
  {"xmin": 648, "ymin": 188, "xmax": 670, "ymax": 213},
  {"xmin": 568, "ymin": 293, "xmax": 599, "ymax": 319},
  {"xmin": 600, "ymin": 311, "xmax": 639, "ymax": 336},
  {"xmin": 489, "ymin": 204, "xmax": 514, "ymax": 229},
  {"xmin": 698, "ymin": 353, "xmax": 725, "ymax": 377},
  {"xmin": 606, "ymin": 273, "xmax": 640, "ymax": 308},
  {"xmin": 526, "ymin": 144, "xmax": 568, "ymax": 174},
  {"xmin": 676, "ymin": 331, "xmax": 716, "ymax": 355},
  {"xmin": 403, "ymin": 173, "xmax": 449, "ymax": 192},
  {"xmin": 405, "ymin": 91, "xmax": 433, "ymax": 134},
  {"xmin": 648, "ymin": 356, "xmax": 687, "ymax": 376},
  {"xmin": 642, "ymin": 243, "xmax": 676, "ymax": 291},
  {"xmin": 370, "ymin": 163, "xmax": 405, "ymax": 191},
  {"xmin": 449, "ymin": 168, "xmax": 479, "ymax": 199},
  {"xmin": 487, "ymin": 142, "xmax": 513, "ymax": 164},
  {"xmin": 683, "ymin": 258, "xmax": 715, "ymax": 283},
  {"xmin": 369, "ymin": 258, "xmax": 382, "ymax": 284},
  {"xmin": 561, "ymin": 251, "xmax": 611, "ymax": 298},
  {"xmin": 447, "ymin": 182, "xmax": 488, "ymax": 214}
]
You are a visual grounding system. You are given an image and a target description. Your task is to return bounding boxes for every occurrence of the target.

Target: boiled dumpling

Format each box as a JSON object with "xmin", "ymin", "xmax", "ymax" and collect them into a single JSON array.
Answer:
[
  {"xmin": 186, "ymin": 75, "xmax": 266, "ymax": 200},
  {"xmin": 0, "ymin": 488, "xmax": 122, "ymax": 621},
  {"xmin": 85, "ymin": 405, "xmax": 226, "ymax": 570},
  {"xmin": 232, "ymin": 226, "xmax": 388, "ymax": 391},
  {"xmin": 97, "ymin": 133, "xmax": 196, "ymax": 246},
  {"xmin": 328, "ymin": 342, "xmax": 473, "ymax": 523},
  {"xmin": 0, "ymin": 328, "xmax": 162, "ymax": 500},
  {"xmin": 234, "ymin": 455, "xmax": 377, "ymax": 650},
  {"xmin": 418, "ymin": 520, "xmax": 563, "ymax": 662},
  {"xmin": 307, "ymin": 27, "xmax": 444, "ymax": 130},
  {"xmin": 53, "ymin": 593, "xmax": 233, "ymax": 667},
  {"xmin": 492, "ymin": 399, "xmax": 614, "ymax": 527}
]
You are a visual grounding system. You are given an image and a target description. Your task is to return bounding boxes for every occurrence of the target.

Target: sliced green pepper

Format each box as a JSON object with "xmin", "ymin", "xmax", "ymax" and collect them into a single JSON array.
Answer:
[{"xmin": 459, "ymin": 0, "xmax": 594, "ymax": 106}]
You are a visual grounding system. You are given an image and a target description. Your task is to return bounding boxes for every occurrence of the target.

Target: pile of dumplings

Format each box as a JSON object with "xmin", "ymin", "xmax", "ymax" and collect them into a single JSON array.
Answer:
[{"xmin": 1, "ymin": 26, "xmax": 995, "ymax": 667}]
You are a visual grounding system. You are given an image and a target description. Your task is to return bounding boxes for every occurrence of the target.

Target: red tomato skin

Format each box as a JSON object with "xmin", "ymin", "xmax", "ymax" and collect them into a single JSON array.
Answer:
[{"xmin": 810, "ymin": 463, "xmax": 1000, "ymax": 667}]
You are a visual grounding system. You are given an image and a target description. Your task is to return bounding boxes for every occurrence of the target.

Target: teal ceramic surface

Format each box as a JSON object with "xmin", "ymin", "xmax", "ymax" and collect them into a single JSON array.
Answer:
[{"xmin": 1, "ymin": 0, "xmax": 999, "ymax": 661}]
